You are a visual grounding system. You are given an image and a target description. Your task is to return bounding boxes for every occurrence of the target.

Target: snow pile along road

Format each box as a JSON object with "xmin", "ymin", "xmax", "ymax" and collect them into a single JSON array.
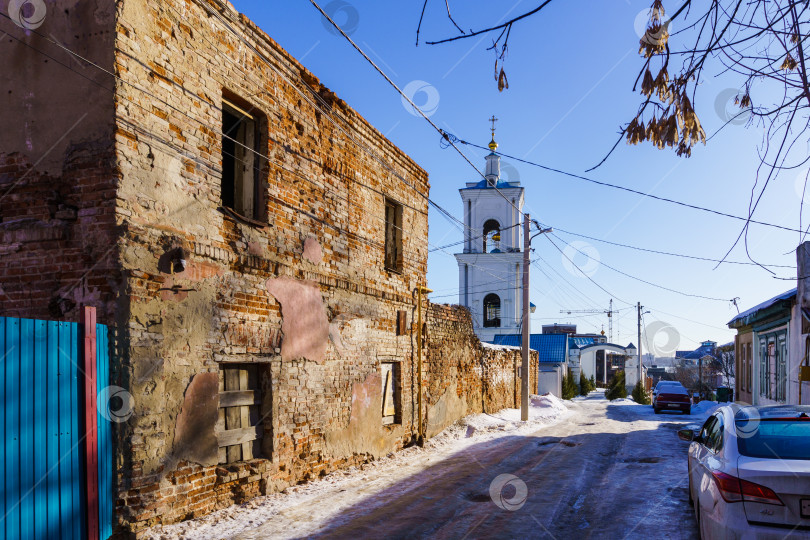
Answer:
[
  {"xmin": 143, "ymin": 395, "xmax": 569, "ymax": 540},
  {"xmin": 690, "ymin": 400, "xmax": 719, "ymax": 416},
  {"xmin": 453, "ymin": 393, "xmax": 571, "ymax": 440}
]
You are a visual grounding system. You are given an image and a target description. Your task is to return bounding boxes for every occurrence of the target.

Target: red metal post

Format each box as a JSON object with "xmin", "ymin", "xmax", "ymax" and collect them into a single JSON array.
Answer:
[{"xmin": 83, "ymin": 306, "xmax": 99, "ymax": 540}]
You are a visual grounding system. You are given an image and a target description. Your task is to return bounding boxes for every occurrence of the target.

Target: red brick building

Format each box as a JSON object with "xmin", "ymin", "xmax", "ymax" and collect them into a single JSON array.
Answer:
[{"xmin": 1, "ymin": 0, "xmax": 537, "ymax": 535}]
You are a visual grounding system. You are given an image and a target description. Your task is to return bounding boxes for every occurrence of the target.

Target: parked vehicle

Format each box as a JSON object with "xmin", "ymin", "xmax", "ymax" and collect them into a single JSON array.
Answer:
[
  {"xmin": 651, "ymin": 380, "xmax": 685, "ymax": 407},
  {"xmin": 653, "ymin": 386, "xmax": 691, "ymax": 414},
  {"xmin": 678, "ymin": 405, "xmax": 810, "ymax": 539}
]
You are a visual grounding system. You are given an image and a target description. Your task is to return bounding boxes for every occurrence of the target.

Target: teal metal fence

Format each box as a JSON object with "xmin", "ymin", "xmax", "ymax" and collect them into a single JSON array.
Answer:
[
  {"xmin": 96, "ymin": 323, "xmax": 113, "ymax": 539},
  {"xmin": 0, "ymin": 316, "xmax": 113, "ymax": 539}
]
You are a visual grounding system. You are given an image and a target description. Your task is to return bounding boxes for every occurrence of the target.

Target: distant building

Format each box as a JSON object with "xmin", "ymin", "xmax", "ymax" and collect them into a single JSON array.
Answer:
[
  {"xmin": 492, "ymin": 333, "xmax": 568, "ymax": 396},
  {"xmin": 542, "ymin": 323, "xmax": 577, "ymax": 335},
  {"xmin": 728, "ymin": 288, "xmax": 797, "ymax": 405}
]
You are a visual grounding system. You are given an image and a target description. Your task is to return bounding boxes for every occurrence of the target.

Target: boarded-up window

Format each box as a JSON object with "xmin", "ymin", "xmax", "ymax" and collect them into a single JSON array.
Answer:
[
  {"xmin": 396, "ymin": 310, "xmax": 408, "ymax": 336},
  {"xmin": 217, "ymin": 364, "xmax": 262, "ymax": 464},
  {"xmin": 384, "ymin": 199, "xmax": 403, "ymax": 272},
  {"xmin": 381, "ymin": 362, "xmax": 400, "ymax": 425}
]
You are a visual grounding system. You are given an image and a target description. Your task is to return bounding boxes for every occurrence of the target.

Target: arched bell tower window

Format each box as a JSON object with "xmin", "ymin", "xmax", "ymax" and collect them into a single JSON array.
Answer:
[
  {"xmin": 483, "ymin": 293, "xmax": 501, "ymax": 328},
  {"xmin": 483, "ymin": 219, "xmax": 501, "ymax": 253}
]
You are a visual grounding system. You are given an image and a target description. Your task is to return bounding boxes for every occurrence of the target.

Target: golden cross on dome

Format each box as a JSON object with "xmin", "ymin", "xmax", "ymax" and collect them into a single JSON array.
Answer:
[{"xmin": 489, "ymin": 115, "xmax": 498, "ymax": 137}]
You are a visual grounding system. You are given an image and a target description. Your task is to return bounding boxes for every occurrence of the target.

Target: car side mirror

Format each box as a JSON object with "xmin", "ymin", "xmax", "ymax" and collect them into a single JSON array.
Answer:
[{"xmin": 677, "ymin": 428, "xmax": 697, "ymax": 442}]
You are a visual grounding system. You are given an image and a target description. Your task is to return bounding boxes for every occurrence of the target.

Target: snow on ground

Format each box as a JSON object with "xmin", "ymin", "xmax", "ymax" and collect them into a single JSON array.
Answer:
[
  {"xmin": 606, "ymin": 393, "xmax": 721, "ymax": 419},
  {"xmin": 143, "ymin": 394, "xmax": 570, "ymax": 540}
]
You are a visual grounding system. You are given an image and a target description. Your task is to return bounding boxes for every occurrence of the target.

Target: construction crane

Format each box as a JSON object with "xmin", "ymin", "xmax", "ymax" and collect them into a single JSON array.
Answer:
[{"xmin": 560, "ymin": 299, "xmax": 614, "ymax": 342}]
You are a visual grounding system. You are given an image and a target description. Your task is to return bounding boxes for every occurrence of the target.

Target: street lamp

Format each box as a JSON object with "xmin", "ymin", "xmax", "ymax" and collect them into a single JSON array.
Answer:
[{"xmin": 521, "ymin": 216, "xmax": 553, "ymax": 421}]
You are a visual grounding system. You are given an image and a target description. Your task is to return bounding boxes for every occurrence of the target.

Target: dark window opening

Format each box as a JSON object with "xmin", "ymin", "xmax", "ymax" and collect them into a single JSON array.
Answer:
[
  {"xmin": 385, "ymin": 198, "xmax": 403, "ymax": 272},
  {"xmin": 483, "ymin": 293, "xmax": 501, "ymax": 328},
  {"xmin": 483, "ymin": 219, "xmax": 501, "ymax": 253},
  {"xmin": 221, "ymin": 97, "xmax": 267, "ymax": 221},
  {"xmin": 381, "ymin": 361, "xmax": 401, "ymax": 425}
]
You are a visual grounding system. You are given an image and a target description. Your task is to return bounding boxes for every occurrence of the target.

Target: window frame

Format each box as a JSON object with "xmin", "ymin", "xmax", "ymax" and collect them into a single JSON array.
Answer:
[
  {"xmin": 384, "ymin": 198, "xmax": 404, "ymax": 273},
  {"xmin": 380, "ymin": 361, "xmax": 401, "ymax": 425},
  {"xmin": 777, "ymin": 335, "xmax": 787, "ymax": 401},
  {"xmin": 220, "ymin": 95, "xmax": 268, "ymax": 223},
  {"xmin": 217, "ymin": 363, "xmax": 268, "ymax": 464},
  {"xmin": 482, "ymin": 219, "xmax": 501, "ymax": 253},
  {"xmin": 483, "ymin": 293, "xmax": 501, "ymax": 328},
  {"xmin": 699, "ymin": 414, "xmax": 724, "ymax": 453}
]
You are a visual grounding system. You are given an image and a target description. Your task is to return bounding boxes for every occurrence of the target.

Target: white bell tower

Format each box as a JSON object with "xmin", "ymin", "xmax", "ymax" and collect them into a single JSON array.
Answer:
[{"xmin": 455, "ymin": 118, "xmax": 526, "ymax": 343}]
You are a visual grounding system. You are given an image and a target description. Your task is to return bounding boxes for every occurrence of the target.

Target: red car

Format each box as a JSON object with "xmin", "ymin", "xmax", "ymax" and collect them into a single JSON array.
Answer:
[{"xmin": 654, "ymin": 386, "xmax": 691, "ymax": 414}]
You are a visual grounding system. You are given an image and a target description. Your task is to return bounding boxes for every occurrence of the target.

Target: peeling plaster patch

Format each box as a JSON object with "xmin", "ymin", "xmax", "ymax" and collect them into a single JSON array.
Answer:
[
  {"xmin": 426, "ymin": 382, "xmax": 467, "ymax": 439},
  {"xmin": 328, "ymin": 314, "xmax": 375, "ymax": 358},
  {"xmin": 302, "ymin": 236, "xmax": 323, "ymax": 265},
  {"xmin": 265, "ymin": 276, "xmax": 329, "ymax": 363},
  {"xmin": 247, "ymin": 241, "xmax": 264, "ymax": 256},
  {"xmin": 324, "ymin": 372, "xmax": 396, "ymax": 459},
  {"xmin": 328, "ymin": 313, "xmax": 358, "ymax": 356},
  {"xmin": 172, "ymin": 371, "xmax": 219, "ymax": 467}
]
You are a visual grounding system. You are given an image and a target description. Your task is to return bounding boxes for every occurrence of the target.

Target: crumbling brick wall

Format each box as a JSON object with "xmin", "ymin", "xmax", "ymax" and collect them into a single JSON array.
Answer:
[
  {"xmin": 0, "ymin": 0, "xmax": 119, "ymax": 324},
  {"xmin": 1, "ymin": 0, "xmax": 542, "ymax": 535},
  {"xmin": 424, "ymin": 303, "xmax": 538, "ymax": 437},
  {"xmin": 110, "ymin": 0, "xmax": 430, "ymax": 533}
]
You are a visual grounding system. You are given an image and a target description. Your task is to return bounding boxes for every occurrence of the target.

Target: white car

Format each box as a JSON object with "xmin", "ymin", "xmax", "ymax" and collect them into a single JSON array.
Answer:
[{"xmin": 679, "ymin": 405, "xmax": 810, "ymax": 539}]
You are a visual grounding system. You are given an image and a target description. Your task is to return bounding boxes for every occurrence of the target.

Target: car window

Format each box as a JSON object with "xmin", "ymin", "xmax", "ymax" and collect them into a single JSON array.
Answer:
[
  {"xmin": 699, "ymin": 416, "xmax": 717, "ymax": 444},
  {"xmin": 737, "ymin": 420, "xmax": 810, "ymax": 460},
  {"xmin": 703, "ymin": 414, "xmax": 724, "ymax": 452}
]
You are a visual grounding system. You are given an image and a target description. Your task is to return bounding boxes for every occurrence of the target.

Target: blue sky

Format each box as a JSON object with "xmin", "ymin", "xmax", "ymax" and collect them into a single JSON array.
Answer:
[{"xmin": 232, "ymin": 0, "xmax": 806, "ymax": 353}]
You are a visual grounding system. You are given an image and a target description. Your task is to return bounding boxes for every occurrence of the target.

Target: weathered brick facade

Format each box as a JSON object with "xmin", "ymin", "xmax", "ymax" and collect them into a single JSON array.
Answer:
[
  {"xmin": 1, "ymin": 0, "xmax": 538, "ymax": 536},
  {"xmin": 425, "ymin": 304, "xmax": 539, "ymax": 438}
]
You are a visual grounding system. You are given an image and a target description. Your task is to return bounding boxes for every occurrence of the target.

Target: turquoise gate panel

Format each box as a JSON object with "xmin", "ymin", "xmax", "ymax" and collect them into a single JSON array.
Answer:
[
  {"xmin": 1, "ymin": 316, "xmax": 113, "ymax": 540},
  {"xmin": 96, "ymin": 323, "xmax": 113, "ymax": 540}
]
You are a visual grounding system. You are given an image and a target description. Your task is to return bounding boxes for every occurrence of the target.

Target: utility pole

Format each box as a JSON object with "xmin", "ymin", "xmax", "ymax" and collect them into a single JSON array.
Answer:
[
  {"xmin": 521, "ymin": 213, "xmax": 530, "ymax": 421},
  {"xmin": 637, "ymin": 302, "xmax": 643, "ymax": 389},
  {"xmin": 520, "ymin": 218, "xmax": 553, "ymax": 421}
]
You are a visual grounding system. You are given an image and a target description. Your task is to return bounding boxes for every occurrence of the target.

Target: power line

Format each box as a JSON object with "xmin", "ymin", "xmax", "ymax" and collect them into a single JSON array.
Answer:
[
  {"xmin": 7, "ymin": 7, "xmax": 534, "ymax": 307},
  {"xmin": 10, "ymin": 4, "xmax": 750, "ymax": 325},
  {"xmin": 450, "ymin": 138, "xmax": 808, "ymax": 235},
  {"xmin": 552, "ymin": 226, "xmax": 794, "ymax": 269},
  {"xmin": 544, "ymin": 234, "xmax": 633, "ymax": 306},
  {"xmin": 548, "ymin": 231, "xmax": 733, "ymax": 302},
  {"xmin": 309, "ymin": 0, "xmax": 529, "ymax": 222}
]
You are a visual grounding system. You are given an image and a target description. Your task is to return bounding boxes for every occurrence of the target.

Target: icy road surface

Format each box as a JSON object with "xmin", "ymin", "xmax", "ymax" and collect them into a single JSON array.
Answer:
[{"xmin": 147, "ymin": 391, "xmax": 717, "ymax": 539}]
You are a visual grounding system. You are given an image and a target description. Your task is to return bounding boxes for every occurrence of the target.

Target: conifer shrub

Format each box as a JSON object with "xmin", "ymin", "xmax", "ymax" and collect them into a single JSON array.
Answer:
[
  {"xmin": 561, "ymin": 367, "xmax": 578, "ymax": 399},
  {"xmin": 579, "ymin": 370, "xmax": 594, "ymax": 395},
  {"xmin": 631, "ymin": 380, "xmax": 650, "ymax": 404},
  {"xmin": 605, "ymin": 370, "xmax": 628, "ymax": 400}
]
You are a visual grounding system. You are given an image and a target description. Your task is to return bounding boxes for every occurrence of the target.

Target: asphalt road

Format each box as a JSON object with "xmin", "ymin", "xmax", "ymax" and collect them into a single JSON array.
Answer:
[{"xmin": 288, "ymin": 394, "xmax": 702, "ymax": 540}]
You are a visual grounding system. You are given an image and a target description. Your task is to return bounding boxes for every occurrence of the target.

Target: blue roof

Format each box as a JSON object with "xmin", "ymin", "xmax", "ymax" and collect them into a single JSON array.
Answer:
[
  {"xmin": 676, "ymin": 343, "xmax": 718, "ymax": 360},
  {"xmin": 571, "ymin": 336, "xmax": 595, "ymax": 348},
  {"xmin": 491, "ymin": 333, "xmax": 568, "ymax": 363},
  {"xmin": 728, "ymin": 288, "xmax": 796, "ymax": 327},
  {"xmin": 462, "ymin": 178, "xmax": 521, "ymax": 190}
]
